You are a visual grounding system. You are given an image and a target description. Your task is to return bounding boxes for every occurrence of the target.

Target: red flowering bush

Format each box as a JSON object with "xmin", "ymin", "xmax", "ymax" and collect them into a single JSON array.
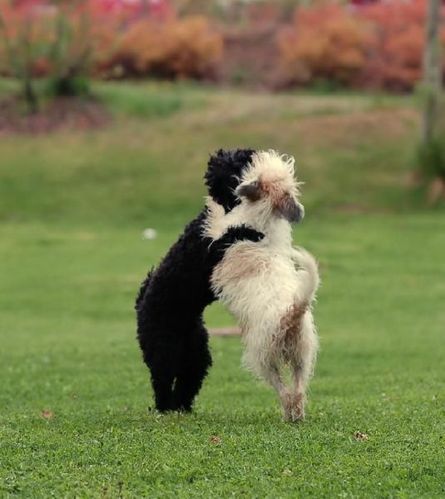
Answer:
[
  {"xmin": 0, "ymin": 1, "xmax": 48, "ymax": 75},
  {"xmin": 46, "ymin": 1, "xmax": 120, "ymax": 94},
  {"xmin": 0, "ymin": 0, "xmax": 53, "ymax": 110},
  {"xmin": 277, "ymin": 0, "xmax": 445, "ymax": 91},
  {"xmin": 360, "ymin": 0, "xmax": 445, "ymax": 91}
]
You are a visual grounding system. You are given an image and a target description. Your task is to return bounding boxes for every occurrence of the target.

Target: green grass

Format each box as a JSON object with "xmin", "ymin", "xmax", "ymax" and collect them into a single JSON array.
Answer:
[
  {"xmin": 0, "ymin": 81, "xmax": 444, "ymax": 497},
  {"xmin": 94, "ymin": 81, "xmax": 208, "ymax": 119}
]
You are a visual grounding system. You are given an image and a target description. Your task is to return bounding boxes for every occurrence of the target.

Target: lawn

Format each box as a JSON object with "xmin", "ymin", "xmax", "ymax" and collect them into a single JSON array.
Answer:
[{"xmin": 0, "ymin": 82, "xmax": 444, "ymax": 497}]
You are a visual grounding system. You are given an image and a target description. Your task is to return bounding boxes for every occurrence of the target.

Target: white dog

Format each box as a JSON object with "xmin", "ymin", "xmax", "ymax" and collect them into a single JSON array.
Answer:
[{"xmin": 203, "ymin": 150, "xmax": 319, "ymax": 421}]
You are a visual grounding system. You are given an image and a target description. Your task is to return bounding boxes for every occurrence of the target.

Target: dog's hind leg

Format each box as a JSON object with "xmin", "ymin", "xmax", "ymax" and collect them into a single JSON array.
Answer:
[
  {"xmin": 287, "ymin": 361, "xmax": 306, "ymax": 422},
  {"xmin": 253, "ymin": 356, "xmax": 295, "ymax": 422},
  {"xmin": 147, "ymin": 348, "xmax": 178, "ymax": 413},
  {"xmin": 172, "ymin": 322, "xmax": 212, "ymax": 412},
  {"xmin": 151, "ymin": 375, "xmax": 174, "ymax": 412},
  {"xmin": 288, "ymin": 314, "xmax": 318, "ymax": 421},
  {"xmin": 138, "ymin": 330, "xmax": 180, "ymax": 413}
]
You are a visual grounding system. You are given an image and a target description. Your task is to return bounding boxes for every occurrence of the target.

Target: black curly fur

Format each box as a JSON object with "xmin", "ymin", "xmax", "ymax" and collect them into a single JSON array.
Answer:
[
  {"xmin": 136, "ymin": 149, "xmax": 263, "ymax": 413},
  {"xmin": 204, "ymin": 148, "xmax": 255, "ymax": 213}
]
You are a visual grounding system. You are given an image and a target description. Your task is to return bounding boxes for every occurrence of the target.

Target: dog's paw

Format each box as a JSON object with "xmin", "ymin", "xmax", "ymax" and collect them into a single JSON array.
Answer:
[
  {"xmin": 281, "ymin": 392, "xmax": 305, "ymax": 423},
  {"xmin": 223, "ymin": 225, "xmax": 264, "ymax": 245},
  {"xmin": 208, "ymin": 225, "xmax": 265, "ymax": 266},
  {"xmin": 289, "ymin": 396, "xmax": 305, "ymax": 422}
]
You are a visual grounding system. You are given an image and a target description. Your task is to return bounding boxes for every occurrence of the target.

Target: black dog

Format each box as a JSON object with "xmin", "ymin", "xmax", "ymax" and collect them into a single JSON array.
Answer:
[{"xmin": 136, "ymin": 149, "xmax": 263, "ymax": 412}]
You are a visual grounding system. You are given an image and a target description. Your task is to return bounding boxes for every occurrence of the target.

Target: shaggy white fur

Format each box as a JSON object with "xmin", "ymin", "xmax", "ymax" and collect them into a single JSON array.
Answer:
[{"xmin": 203, "ymin": 150, "xmax": 320, "ymax": 422}]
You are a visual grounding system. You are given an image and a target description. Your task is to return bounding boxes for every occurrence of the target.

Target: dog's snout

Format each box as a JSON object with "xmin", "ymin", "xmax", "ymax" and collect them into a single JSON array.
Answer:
[
  {"xmin": 292, "ymin": 202, "xmax": 305, "ymax": 223},
  {"xmin": 277, "ymin": 196, "xmax": 304, "ymax": 223},
  {"xmin": 287, "ymin": 202, "xmax": 304, "ymax": 223}
]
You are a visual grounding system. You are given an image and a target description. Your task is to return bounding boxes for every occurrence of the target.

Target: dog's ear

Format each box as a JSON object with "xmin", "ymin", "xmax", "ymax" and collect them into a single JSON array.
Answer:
[
  {"xmin": 205, "ymin": 149, "xmax": 255, "ymax": 212},
  {"xmin": 236, "ymin": 181, "xmax": 262, "ymax": 201}
]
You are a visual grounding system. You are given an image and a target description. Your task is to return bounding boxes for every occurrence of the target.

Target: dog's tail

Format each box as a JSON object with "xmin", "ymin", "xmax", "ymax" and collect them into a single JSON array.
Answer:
[{"xmin": 292, "ymin": 248, "xmax": 320, "ymax": 304}]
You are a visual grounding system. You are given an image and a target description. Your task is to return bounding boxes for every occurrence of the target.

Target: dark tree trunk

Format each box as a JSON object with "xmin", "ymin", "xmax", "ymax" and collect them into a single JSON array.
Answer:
[{"xmin": 421, "ymin": 0, "xmax": 442, "ymax": 146}]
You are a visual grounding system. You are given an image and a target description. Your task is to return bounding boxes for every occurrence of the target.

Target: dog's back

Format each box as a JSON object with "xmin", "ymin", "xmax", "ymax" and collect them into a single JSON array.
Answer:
[
  {"xmin": 210, "ymin": 222, "xmax": 317, "ymax": 337},
  {"xmin": 136, "ymin": 211, "xmax": 214, "ymax": 324}
]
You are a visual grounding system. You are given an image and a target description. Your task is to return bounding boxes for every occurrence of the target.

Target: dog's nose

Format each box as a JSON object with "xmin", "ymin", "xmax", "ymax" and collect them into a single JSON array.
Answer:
[{"xmin": 296, "ymin": 203, "xmax": 305, "ymax": 222}]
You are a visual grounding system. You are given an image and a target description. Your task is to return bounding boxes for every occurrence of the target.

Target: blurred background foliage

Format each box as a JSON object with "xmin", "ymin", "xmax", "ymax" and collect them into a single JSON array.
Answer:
[
  {"xmin": 0, "ymin": 0, "xmax": 443, "ymax": 196},
  {"xmin": 0, "ymin": 0, "xmax": 444, "ymax": 92}
]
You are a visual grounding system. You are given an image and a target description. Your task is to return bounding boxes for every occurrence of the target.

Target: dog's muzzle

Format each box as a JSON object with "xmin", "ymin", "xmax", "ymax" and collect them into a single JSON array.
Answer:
[
  {"xmin": 289, "ymin": 202, "xmax": 305, "ymax": 223},
  {"xmin": 277, "ymin": 198, "xmax": 305, "ymax": 223}
]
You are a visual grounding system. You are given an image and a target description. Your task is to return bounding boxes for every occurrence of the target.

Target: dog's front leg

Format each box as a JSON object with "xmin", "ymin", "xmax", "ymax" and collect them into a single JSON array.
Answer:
[{"xmin": 205, "ymin": 225, "xmax": 264, "ymax": 267}]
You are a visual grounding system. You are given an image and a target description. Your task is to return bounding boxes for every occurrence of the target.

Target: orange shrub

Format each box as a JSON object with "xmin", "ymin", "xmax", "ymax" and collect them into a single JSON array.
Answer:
[
  {"xmin": 108, "ymin": 15, "xmax": 223, "ymax": 79},
  {"xmin": 277, "ymin": 4, "xmax": 374, "ymax": 88},
  {"xmin": 277, "ymin": 0, "xmax": 445, "ymax": 91}
]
